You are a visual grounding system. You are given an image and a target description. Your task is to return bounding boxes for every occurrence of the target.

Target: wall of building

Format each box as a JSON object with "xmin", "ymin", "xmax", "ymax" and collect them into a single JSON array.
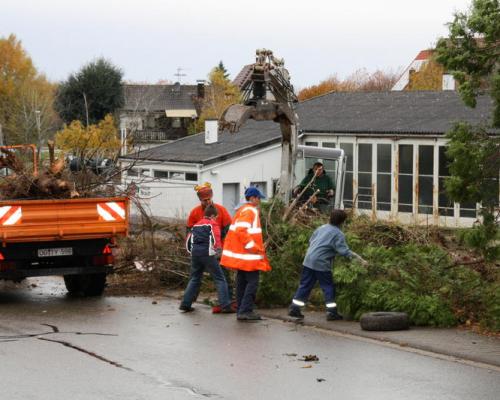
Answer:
[
  {"xmin": 302, "ymin": 133, "xmax": 486, "ymax": 227},
  {"xmin": 122, "ymin": 134, "xmax": 495, "ymax": 227},
  {"xmin": 198, "ymin": 144, "xmax": 281, "ymax": 214},
  {"xmin": 121, "ymin": 144, "xmax": 281, "ymax": 219}
]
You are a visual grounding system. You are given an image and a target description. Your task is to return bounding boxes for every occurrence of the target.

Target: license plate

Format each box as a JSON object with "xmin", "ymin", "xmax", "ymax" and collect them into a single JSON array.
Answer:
[{"xmin": 38, "ymin": 247, "xmax": 73, "ymax": 257}]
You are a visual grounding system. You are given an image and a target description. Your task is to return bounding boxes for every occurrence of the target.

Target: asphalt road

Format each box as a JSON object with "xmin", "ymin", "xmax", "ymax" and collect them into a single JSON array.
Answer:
[{"xmin": 1, "ymin": 278, "xmax": 499, "ymax": 400}]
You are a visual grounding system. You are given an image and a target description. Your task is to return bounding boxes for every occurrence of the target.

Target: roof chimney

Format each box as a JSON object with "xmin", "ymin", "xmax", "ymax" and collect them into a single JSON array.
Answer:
[
  {"xmin": 196, "ymin": 80, "xmax": 205, "ymax": 99},
  {"xmin": 205, "ymin": 119, "xmax": 218, "ymax": 144},
  {"xmin": 442, "ymin": 74, "xmax": 456, "ymax": 90}
]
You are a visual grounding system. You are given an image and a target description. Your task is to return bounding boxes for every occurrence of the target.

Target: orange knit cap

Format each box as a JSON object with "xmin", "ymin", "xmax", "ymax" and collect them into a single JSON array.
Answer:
[{"xmin": 194, "ymin": 182, "xmax": 213, "ymax": 200}]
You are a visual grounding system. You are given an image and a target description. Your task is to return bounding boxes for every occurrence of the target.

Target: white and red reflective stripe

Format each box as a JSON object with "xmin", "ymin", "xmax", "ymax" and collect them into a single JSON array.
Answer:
[
  {"xmin": 0, "ymin": 205, "xmax": 22, "ymax": 225},
  {"xmin": 222, "ymin": 249, "xmax": 263, "ymax": 261},
  {"xmin": 244, "ymin": 240, "xmax": 256, "ymax": 249},
  {"xmin": 229, "ymin": 221, "xmax": 251, "ymax": 230},
  {"xmin": 97, "ymin": 202, "xmax": 126, "ymax": 221}
]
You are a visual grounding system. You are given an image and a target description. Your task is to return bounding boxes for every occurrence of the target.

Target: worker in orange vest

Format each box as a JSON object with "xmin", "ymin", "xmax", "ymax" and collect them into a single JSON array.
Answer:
[{"xmin": 221, "ymin": 187, "xmax": 271, "ymax": 321}]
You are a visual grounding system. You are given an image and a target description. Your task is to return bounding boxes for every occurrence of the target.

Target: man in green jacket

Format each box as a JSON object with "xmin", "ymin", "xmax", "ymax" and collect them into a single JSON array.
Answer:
[{"xmin": 293, "ymin": 162, "xmax": 335, "ymax": 213}]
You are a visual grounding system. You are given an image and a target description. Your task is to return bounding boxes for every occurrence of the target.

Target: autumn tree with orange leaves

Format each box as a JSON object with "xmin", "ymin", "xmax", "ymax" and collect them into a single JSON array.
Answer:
[
  {"xmin": 297, "ymin": 68, "xmax": 401, "ymax": 101},
  {"xmin": 0, "ymin": 34, "xmax": 59, "ymax": 145},
  {"xmin": 407, "ymin": 58, "xmax": 445, "ymax": 91}
]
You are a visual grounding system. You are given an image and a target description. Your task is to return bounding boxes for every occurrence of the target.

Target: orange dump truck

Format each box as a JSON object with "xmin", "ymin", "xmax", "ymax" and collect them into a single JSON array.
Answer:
[{"xmin": 0, "ymin": 196, "xmax": 129, "ymax": 296}]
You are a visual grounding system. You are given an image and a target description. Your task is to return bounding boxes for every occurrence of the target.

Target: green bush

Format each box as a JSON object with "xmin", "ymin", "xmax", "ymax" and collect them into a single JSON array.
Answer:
[{"xmin": 257, "ymin": 204, "xmax": 500, "ymax": 331}]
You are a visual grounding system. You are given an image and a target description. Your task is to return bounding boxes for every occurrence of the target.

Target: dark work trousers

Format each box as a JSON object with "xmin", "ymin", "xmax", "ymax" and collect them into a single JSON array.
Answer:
[
  {"xmin": 181, "ymin": 256, "xmax": 230, "ymax": 309},
  {"xmin": 221, "ymin": 265, "xmax": 234, "ymax": 300},
  {"xmin": 236, "ymin": 270, "xmax": 260, "ymax": 315},
  {"xmin": 291, "ymin": 266, "xmax": 336, "ymax": 311}
]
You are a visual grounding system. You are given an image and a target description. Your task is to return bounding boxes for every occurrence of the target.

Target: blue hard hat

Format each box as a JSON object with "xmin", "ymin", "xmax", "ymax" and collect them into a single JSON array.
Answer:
[{"xmin": 245, "ymin": 186, "xmax": 266, "ymax": 199}]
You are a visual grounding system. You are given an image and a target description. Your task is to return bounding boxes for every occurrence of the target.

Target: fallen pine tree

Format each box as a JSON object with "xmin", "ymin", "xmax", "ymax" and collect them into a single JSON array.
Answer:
[
  {"xmin": 111, "ymin": 195, "xmax": 499, "ymax": 332},
  {"xmin": 259, "ymin": 201, "xmax": 499, "ymax": 333}
]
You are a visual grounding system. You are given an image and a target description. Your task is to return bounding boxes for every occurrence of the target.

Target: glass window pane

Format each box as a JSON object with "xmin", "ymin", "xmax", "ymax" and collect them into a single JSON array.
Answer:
[
  {"xmin": 399, "ymin": 145, "xmax": 413, "ymax": 174},
  {"xmin": 154, "ymin": 170, "xmax": 169, "ymax": 178},
  {"xmin": 377, "ymin": 144, "xmax": 391, "ymax": 173},
  {"xmin": 169, "ymin": 171, "xmax": 184, "ymax": 180},
  {"xmin": 323, "ymin": 159, "xmax": 335, "ymax": 171},
  {"xmin": 398, "ymin": 175, "xmax": 413, "ymax": 212},
  {"xmin": 377, "ymin": 174, "xmax": 391, "ymax": 211},
  {"xmin": 322, "ymin": 142, "xmax": 336, "ymax": 148},
  {"xmin": 343, "ymin": 172, "xmax": 353, "ymax": 204},
  {"xmin": 358, "ymin": 144, "xmax": 372, "ymax": 173},
  {"xmin": 418, "ymin": 176, "xmax": 433, "ymax": 214},
  {"xmin": 484, "ymin": 178, "xmax": 499, "ymax": 208},
  {"xmin": 460, "ymin": 200, "xmax": 476, "ymax": 218},
  {"xmin": 460, "ymin": 208, "xmax": 476, "ymax": 218},
  {"xmin": 305, "ymin": 141, "xmax": 318, "ymax": 147},
  {"xmin": 185, "ymin": 173, "xmax": 198, "ymax": 181},
  {"xmin": 358, "ymin": 172, "xmax": 372, "ymax": 210},
  {"xmin": 305, "ymin": 157, "xmax": 317, "ymax": 170},
  {"xmin": 438, "ymin": 178, "xmax": 454, "ymax": 216},
  {"xmin": 340, "ymin": 143, "xmax": 353, "ymax": 171},
  {"xmin": 419, "ymin": 146, "xmax": 434, "ymax": 176},
  {"xmin": 439, "ymin": 146, "xmax": 450, "ymax": 177}
]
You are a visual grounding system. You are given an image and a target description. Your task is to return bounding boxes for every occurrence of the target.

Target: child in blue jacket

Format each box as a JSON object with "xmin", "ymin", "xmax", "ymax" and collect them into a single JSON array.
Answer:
[
  {"xmin": 180, "ymin": 205, "xmax": 233, "ymax": 313},
  {"xmin": 288, "ymin": 209, "xmax": 367, "ymax": 321}
]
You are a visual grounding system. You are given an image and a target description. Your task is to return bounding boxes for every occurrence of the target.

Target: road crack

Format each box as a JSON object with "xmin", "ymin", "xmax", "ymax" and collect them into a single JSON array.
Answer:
[
  {"xmin": 37, "ymin": 337, "xmax": 132, "ymax": 370},
  {"xmin": 6, "ymin": 324, "xmax": 216, "ymax": 397},
  {"xmin": 0, "ymin": 324, "xmax": 118, "ymax": 340}
]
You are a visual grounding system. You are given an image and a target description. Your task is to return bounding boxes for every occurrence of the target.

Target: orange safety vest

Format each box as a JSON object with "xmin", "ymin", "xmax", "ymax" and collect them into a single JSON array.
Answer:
[{"xmin": 220, "ymin": 203, "xmax": 271, "ymax": 272}]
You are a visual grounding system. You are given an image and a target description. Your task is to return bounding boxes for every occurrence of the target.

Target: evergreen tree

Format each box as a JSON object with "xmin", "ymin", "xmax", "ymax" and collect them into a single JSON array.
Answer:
[
  {"xmin": 436, "ymin": 0, "xmax": 500, "ymax": 127},
  {"xmin": 215, "ymin": 61, "xmax": 230, "ymax": 80},
  {"xmin": 55, "ymin": 58, "xmax": 124, "ymax": 125},
  {"xmin": 436, "ymin": 0, "xmax": 500, "ymax": 259}
]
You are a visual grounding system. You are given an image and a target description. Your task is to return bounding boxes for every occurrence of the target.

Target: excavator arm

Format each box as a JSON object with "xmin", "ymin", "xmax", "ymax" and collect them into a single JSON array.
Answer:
[{"xmin": 219, "ymin": 49, "xmax": 298, "ymax": 201}]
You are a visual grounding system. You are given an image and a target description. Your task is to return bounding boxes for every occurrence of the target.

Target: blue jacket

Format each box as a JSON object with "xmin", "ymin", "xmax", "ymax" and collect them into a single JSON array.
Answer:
[
  {"xmin": 303, "ymin": 224, "xmax": 353, "ymax": 271},
  {"xmin": 186, "ymin": 218, "xmax": 221, "ymax": 257}
]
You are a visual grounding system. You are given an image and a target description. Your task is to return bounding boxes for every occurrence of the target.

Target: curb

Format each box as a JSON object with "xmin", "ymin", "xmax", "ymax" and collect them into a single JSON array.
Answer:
[{"xmin": 260, "ymin": 311, "xmax": 500, "ymax": 371}]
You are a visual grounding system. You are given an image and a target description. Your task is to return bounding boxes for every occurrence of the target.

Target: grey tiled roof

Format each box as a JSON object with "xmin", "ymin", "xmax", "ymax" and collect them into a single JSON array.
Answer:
[
  {"xmin": 121, "ymin": 120, "xmax": 280, "ymax": 165},
  {"xmin": 297, "ymin": 91, "xmax": 497, "ymax": 135},
  {"xmin": 121, "ymin": 91, "xmax": 497, "ymax": 165},
  {"xmin": 122, "ymin": 84, "xmax": 199, "ymax": 111}
]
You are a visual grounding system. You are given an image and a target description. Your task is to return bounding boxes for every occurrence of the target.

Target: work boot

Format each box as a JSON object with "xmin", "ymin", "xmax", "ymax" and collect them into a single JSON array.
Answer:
[
  {"xmin": 326, "ymin": 308, "xmax": 343, "ymax": 321},
  {"xmin": 212, "ymin": 305, "xmax": 222, "ymax": 314},
  {"xmin": 237, "ymin": 312, "xmax": 262, "ymax": 321},
  {"xmin": 288, "ymin": 305, "xmax": 304, "ymax": 319},
  {"xmin": 220, "ymin": 305, "xmax": 236, "ymax": 314},
  {"xmin": 179, "ymin": 304, "xmax": 194, "ymax": 313}
]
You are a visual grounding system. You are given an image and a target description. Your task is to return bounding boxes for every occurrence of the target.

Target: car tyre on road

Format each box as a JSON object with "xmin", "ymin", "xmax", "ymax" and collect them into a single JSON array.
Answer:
[{"xmin": 360, "ymin": 312, "xmax": 409, "ymax": 331}]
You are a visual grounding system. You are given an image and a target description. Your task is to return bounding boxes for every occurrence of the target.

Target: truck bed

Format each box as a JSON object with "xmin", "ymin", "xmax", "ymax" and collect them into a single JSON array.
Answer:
[{"xmin": 0, "ymin": 197, "xmax": 129, "ymax": 243}]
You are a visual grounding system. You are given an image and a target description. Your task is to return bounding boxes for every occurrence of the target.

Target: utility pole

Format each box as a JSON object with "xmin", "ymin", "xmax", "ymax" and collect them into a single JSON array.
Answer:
[
  {"xmin": 0, "ymin": 123, "xmax": 3, "ymax": 146},
  {"xmin": 35, "ymin": 110, "xmax": 41, "ymax": 158}
]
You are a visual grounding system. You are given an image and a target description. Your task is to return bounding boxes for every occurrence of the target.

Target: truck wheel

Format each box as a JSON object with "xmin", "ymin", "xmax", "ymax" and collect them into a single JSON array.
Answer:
[
  {"xmin": 82, "ymin": 273, "xmax": 107, "ymax": 296},
  {"xmin": 63, "ymin": 275, "xmax": 82, "ymax": 294},
  {"xmin": 63, "ymin": 274, "xmax": 107, "ymax": 296},
  {"xmin": 360, "ymin": 312, "xmax": 409, "ymax": 331}
]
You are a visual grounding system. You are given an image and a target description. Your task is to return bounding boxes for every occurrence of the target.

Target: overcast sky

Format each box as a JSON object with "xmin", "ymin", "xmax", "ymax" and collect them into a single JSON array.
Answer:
[{"xmin": 1, "ymin": 0, "xmax": 471, "ymax": 88}]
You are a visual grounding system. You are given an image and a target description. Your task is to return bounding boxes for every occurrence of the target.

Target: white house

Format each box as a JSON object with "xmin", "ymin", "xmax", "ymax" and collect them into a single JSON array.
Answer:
[
  {"xmin": 392, "ymin": 49, "xmax": 456, "ymax": 91},
  {"xmin": 120, "ymin": 120, "xmax": 282, "ymax": 218},
  {"xmin": 121, "ymin": 91, "xmax": 498, "ymax": 227}
]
